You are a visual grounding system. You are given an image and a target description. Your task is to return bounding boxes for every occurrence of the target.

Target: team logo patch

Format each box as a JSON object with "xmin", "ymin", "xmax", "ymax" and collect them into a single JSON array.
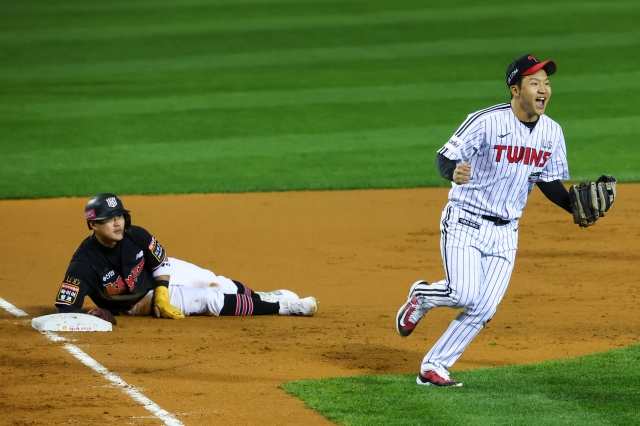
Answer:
[
  {"xmin": 152, "ymin": 242, "xmax": 164, "ymax": 262},
  {"xmin": 85, "ymin": 209, "xmax": 96, "ymax": 219},
  {"xmin": 458, "ymin": 218, "xmax": 480, "ymax": 229},
  {"xmin": 528, "ymin": 172, "xmax": 542, "ymax": 183},
  {"xmin": 148, "ymin": 237, "xmax": 165, "ymax": 262},
  {"xmin": 56, "ymin": 282, "xmax": 80, "ymax": 304},
  {"xmin": 106, "ymin": 197, "xmax": 118, "ymax": 208}
]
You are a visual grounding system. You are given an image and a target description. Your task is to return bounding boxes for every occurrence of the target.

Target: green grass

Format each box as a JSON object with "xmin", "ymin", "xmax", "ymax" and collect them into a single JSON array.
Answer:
[
  {"xmin": 282, "ymin": 345, "xmax": 640, "ymax": 426},
  {"xmin": 1, "ymin": 0, "xmax": 639, "ymax": 198}
]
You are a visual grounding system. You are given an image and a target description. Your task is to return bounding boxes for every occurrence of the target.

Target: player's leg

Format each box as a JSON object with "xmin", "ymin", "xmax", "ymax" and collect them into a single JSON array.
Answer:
[
  {"xmin": 168, "ymin": 281, "xmax": 317, "ymax": 316},
  {"xmin": 168, "ymin": 258, "xmax": 238, "ymax": 293},
  {"xmin": 420, "ymin": 248, "xmax": 516, "ymax": 372},
  {"xmin": 416, "ymin": 205, "xmax": 488, "ymax": 308},
  {"xmin": 219, "ymin": 293, "xmax": 317, "ymax": 316},
  {"xmin": 168, "ymin": 258, "xmax": 299, "ymax": 302},
  {"xmin": 397, "ymin": 206, "xmax": 484, "ymax": 336}
]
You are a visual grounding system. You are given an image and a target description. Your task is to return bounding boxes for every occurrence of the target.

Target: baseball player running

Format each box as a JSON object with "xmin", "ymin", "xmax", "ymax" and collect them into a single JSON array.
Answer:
[
  {"xmin": 395, "ymin": 55, "xmax": 615, "ymax": 386},
  {"xmin": 55, "ymin": 193, "xmax": 318, "ymax": 324}
]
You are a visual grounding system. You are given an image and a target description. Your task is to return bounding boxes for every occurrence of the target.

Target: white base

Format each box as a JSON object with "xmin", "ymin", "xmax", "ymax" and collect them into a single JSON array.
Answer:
[{"xmin": 31, "ymin": 313, "xmax": 113, "ymax": 332}]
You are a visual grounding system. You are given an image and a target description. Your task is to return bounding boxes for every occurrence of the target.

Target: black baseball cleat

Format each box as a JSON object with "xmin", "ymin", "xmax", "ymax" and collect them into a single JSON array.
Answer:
[{"xmin": 396, "ymin": 280, "xmax": 428, "ymax": 337}]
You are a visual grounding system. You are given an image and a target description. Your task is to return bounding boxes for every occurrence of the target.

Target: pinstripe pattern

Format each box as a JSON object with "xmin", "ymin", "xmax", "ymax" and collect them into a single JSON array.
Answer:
[
  {"xmin": 438, "ymin": 104, "xmax": 569, "ymax": 220},
  {"xmin": 411, "ymin": 104, "xmax": 569, "ymax": 373},
  {"xmin": 418, "ymin": 205, "xmax": 517, "ymax": 370}
]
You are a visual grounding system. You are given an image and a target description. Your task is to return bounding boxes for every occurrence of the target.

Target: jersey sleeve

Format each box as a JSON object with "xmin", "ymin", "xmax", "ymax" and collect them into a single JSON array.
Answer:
[
  {"xmin": 129, "ymin": 226, "xmax": 171, "ymax": 277},
  {"xmin": 539, "ymin": 127, "xmax": 570, "ymax": 182},
  {"xmin": 55, "ymin": 261, "xmax": 94, "ymax": 312},
  {"xmin": 438, "ymin": 115, "xmax": 485, "ymax": 162}
]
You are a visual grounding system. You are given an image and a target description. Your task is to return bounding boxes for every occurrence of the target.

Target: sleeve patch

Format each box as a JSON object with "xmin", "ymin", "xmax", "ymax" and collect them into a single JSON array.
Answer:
[
  {"xmin": 148, "ymin": 237, "xmax": 165, "ymax": 262},
  {"xmin": 56, "ymin": 283, "xmax": 80, "ymax": 305}
]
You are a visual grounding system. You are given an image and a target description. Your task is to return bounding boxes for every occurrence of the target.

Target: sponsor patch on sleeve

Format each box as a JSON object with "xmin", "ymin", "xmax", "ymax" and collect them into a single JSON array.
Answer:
[
  {"xmin": 148, "ymin": 237, "xmax": 166, "ymax": 262},
  {"xmin": 444, "ymin": 137, "xmax": 463, "ymax": 151},
  {"xmin": 56, "ymin": 282, "xmax": 80, "ymax": 305}
]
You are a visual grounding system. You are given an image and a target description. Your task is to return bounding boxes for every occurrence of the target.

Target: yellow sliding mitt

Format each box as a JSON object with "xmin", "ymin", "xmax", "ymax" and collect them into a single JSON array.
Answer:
[{"xmin": 153, "ymin": 286, "xmax": 185, "ymax": 319}]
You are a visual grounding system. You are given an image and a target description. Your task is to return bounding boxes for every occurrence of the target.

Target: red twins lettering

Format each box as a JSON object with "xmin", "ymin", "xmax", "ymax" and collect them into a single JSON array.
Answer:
[{"xmin": 493, "ymin": 145, "xmax": 551, "ymax": 166}]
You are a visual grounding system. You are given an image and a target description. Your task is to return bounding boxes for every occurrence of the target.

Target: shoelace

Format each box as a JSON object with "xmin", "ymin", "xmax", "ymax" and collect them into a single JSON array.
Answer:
[
  {"xmin": 433, "ymin": 367, "xmax": 451, "ymax": 381},
  {"xmin": 408, "ymin": 303, "xmax": 425, "ymax": 324}
]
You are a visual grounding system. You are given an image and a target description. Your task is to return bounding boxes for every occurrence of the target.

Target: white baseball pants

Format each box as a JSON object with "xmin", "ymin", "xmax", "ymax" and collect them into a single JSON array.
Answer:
[
  {"xmin": 128, "ymin": 257, "xmax": 239, "ymax": 316},
  {"xmin": 415, "ymin": 203, "xmax": 518, "ymax": 371}
]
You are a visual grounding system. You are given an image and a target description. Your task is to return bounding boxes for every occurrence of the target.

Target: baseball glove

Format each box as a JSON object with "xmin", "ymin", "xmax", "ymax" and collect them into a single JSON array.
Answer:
[
  {"xmin": 87, "ymin": 308, "xmax": 117, "ymax": 325},
  {"xmin": 569, "ymin": 175, "xmax": 617, "ymax": 227},
  {"xmin": 153, "ymin": 286, "xmax": 185, "ymax": 319}
]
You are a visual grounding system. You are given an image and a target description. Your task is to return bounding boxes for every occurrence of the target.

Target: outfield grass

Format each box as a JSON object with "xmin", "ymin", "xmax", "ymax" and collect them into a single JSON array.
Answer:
[
  {"xmin": 1, "ymin": 0, "xmax": 640, "ymax": 198},
  {"xmin": 282, "ymin": 345, "xmax": 640, "ymax": 426}
]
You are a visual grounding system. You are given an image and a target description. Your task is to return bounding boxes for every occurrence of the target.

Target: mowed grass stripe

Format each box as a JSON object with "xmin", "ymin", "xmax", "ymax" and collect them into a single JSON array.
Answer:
[
  {"xmin": 2, "ymin": 117, "xmax": 637, "ymax": 169},
  {"xmin": 0, "ymin": 0, "xmax": 352, "ymax": 14},
  {"xmin": 3, "ymin": 72, "xmax": 639, "ymax": 119},
  {"xmin": 2, "ymin": 30, "xmax": 638, "ymax": 81},
  {"xmin": 1, "ymin": 1, "xmax": 637, "ymax": 43},
  {"xmin": 2, "ymin": 116, "xmax": 638, "ymax": 198}
]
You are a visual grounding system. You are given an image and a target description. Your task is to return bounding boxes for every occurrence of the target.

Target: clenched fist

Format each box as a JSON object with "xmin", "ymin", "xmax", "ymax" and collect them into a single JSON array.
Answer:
[{"xmin": 453, "ymin": 162, "xmax": 471, "ymax": 185}]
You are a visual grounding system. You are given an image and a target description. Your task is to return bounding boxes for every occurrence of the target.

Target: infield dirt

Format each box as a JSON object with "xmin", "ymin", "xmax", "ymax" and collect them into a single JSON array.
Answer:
[{"xmin": 1, "ymin": 186, "xmax": 638, "ymax": 425}]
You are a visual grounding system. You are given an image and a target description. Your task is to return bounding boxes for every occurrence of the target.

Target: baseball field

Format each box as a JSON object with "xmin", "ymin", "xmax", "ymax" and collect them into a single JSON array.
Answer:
[{"xmin": 1, "ymin": 0, "xmax": 639, "ymax": 425}]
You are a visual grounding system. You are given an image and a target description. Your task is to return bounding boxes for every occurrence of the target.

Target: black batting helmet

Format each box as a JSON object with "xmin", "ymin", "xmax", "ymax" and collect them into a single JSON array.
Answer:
[{"xmin": 85, "ymin": 193, "xmax": 131, "ymax": 230}]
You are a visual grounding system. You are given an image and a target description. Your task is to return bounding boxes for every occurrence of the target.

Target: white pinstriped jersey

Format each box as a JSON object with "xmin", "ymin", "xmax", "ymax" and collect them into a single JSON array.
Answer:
[{"xmin": 438, "ymin": 103, "xmax": 569, "ymax": 220}]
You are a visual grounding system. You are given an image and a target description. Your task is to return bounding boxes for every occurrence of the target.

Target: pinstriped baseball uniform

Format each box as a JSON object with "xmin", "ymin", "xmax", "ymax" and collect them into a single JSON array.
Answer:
[{"xmin": 415, "ymin": 103, "xmax": 569, "ymax": 372}]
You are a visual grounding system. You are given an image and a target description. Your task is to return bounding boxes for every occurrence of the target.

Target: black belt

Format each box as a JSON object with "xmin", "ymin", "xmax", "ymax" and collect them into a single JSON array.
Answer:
[{"xmin": 463, "ymin": 209, "xmax": 511, "ymax": 226}]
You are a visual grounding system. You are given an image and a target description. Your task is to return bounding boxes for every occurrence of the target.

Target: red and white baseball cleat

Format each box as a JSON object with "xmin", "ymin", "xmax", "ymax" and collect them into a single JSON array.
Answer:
[
  {"xmin": 417, "ymin": 369, "xmax": 463, "ymax": 387},
  {"xmin": 396, "ymin": 280, "xmax": 428, "ymax": 337}
]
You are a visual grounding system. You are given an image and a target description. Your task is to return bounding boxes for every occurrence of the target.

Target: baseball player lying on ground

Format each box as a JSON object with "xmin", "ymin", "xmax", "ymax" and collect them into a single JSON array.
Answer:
[
  {"xmin": 54, "ymin": 193, "xmax": 318, "ymax": 325},
  {"xmin": 395, "ymin": 54, "xmax": 616, "ymax": 387}
]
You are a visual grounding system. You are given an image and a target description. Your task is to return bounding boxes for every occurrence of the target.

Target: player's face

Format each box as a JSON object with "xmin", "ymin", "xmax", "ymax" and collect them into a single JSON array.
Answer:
[
  {"xmin": 91, "ymin": 215, "xmax": 125, "ymax": 247},
  {"xmin": 512, "ymin": 69, "xmax": 552, "ymax": 121}
]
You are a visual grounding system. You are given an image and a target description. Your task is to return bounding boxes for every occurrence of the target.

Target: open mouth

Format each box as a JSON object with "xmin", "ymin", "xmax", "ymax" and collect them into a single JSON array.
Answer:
[{"xmin": 536, "ymin": 97, "xmax": 546, "ymax": 108}]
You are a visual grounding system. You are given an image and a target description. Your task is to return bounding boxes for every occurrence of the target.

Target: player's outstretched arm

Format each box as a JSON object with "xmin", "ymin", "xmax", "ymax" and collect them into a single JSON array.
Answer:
[
  {"xmin": 567, "ymin": 175, "xmax": 617, "ymax": 228},
  {"xmin": 57, "ymin": 304, "xmax": 117, "ymax": 325},
  {"xmin": 152, "ymin": 276, "xmax": 185, "ymax": 319},
  {"xmin": 537, "ymin": 180, "xmax": 571, "ymax": 213}
]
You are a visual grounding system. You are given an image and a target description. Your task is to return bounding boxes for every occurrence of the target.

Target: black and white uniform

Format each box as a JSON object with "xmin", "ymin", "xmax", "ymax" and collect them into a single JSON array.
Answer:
[
  {"xmin": 414, "ymin": 103, "xmax": 569, "ymax": 372},
  {"xmin": 55, "ymin": 226, "xmax": 254, "ymax": 316}
]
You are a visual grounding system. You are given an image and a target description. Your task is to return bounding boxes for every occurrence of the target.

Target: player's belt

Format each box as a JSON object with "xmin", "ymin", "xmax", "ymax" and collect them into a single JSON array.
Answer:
[
  {"xmin": 462, "ymin": 209, "xmax": 511, "ymax": 226},
  {"xmin": 481, "ymin": 215, "xmax": 511, "ymax": 226}
]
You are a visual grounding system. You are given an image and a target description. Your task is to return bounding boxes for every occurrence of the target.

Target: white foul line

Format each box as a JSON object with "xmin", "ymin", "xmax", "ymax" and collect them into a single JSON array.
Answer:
[
  {"xmin": 0, "ymin": 296, "xmax": 28, "ymax": 317},
  {"xmin": 1, "ymin": 297, "xmax": 184, "ymax": 426},
  {"xmin": 60, "ymin": 340, "xmax": 184, "ymax": 426}
]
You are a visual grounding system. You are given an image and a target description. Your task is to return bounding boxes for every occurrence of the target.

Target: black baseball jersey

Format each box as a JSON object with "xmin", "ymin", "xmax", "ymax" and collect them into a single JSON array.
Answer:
[{"xmin": 55, "ymin": 226, "xmax": 168, "ymax": 313}]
